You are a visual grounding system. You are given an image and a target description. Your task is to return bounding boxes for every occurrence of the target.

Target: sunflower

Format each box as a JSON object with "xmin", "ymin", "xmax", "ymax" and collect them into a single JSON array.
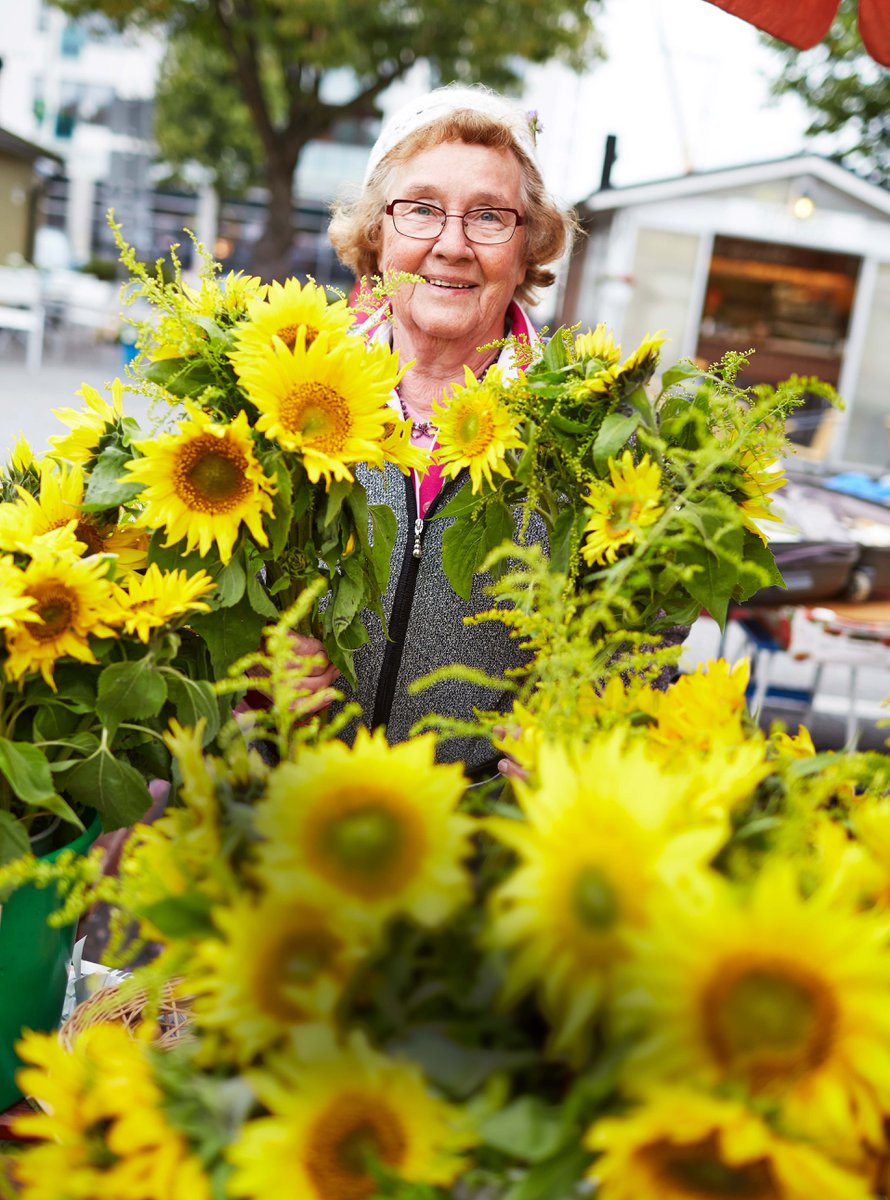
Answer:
[
  {"xmin": 380, "ymin": 413, "xmax": 432, "ymax": 474},
  {"xmin": 232, "ymin": 328, "xmax": 406, "ymax": 485},
  {"xmin": 114, "ymin": 563, "xmax": 215, "ymax": 641},
  {"xmin": 636, "ymin": 659, "xmax": 752, "ymax": 754},
  {"xmin": 4, "ymin": 547, "xmax": 122, "ymax": 687},
  {"xmin": 616, "ymin": 865, "xmax": 890, "ymax": 1153},
  {"xmin": 48, "ymin": 378, "xmax": 127, "ymax": 465},
  {"xmin": 574, "ymin": 323, "xmax": 622, "ymax": 367},
  {"xmin": 586, "ymin": 1089, "xmax": 873, "ymax": 1200},
  {"xmin": 581, "ymin": 450, "xmax": 664, "ymax": 567},
  {"xmin": 0, "ymin": 555, "xmax": 37, "ymax": 630},
  {"xmin": 124, "ymin": 402, "xmax": 275, "ymax": 564},
  {"xmin": 433, "ymin": 365, "xmax": 525, "ymax": 494},
  {"xmin": 613, "ymin": 330, "xmax": 667, "ymax": 389},
  {"xmin": 230, "ymin": 277, "xmax": 353, "ymax": 363},
  {"xmin": 227, "ymin": 1037, "xmax": 472, "ymax": 1200},
  {"xmin": 0, "ymin": 461, "xmax": 148, "ymax": 568},
  {"xmin": 486, "ymin": 734, "xmax": 723, "ymax": 1059},
  {"xmin": 13, "ymin": 1023, "xmax": 212, "ymax": 1200},
  {"xmin": 254, "ymin": 728, "xmax": 473, "ymax": 932},
  {"xmin": 770, "ymin": 724, "xmax": 817, "ymax": 760},
  {"xmin": 191, "ymin": 893, "xmax": 369, "ymax": 1063},
  {"xmin": 736, "ymin": 447, "xmax": 787, "ymax": 542}
]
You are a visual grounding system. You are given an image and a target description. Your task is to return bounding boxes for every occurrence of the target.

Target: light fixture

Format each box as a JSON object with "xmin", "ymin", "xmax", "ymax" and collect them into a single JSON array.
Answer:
[{"xmin": 792, "ymin": 192, "xmax": 816, "ymax": 220}]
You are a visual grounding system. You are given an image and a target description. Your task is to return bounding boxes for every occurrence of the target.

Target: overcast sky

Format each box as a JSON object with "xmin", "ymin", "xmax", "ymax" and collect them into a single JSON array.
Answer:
[{"xmin": 521, "ymin": 0, "xmax": 816, "ymax": 205}]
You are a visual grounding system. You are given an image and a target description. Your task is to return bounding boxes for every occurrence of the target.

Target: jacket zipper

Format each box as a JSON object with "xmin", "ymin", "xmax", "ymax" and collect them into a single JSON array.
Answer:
[{"xmin": 371, "ymin": 473, "xmax": 449, "ymax": 730}]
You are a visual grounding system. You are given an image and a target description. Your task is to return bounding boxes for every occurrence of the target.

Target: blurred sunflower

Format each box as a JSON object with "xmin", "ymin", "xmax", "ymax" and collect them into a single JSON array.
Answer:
[
  {"xmin": 125, "ymin": 402, "xmax": 275, "ymax": 564},
  {"xmin": 227, "ymin": 1037, "xmax": 472, "ymax": 1200},
  {"xmin": 113, "ymin": 563, "xmax": 216, "ymax": 641},
  {"xmin": 433, "ymin": 365, "xmax": 524, "ymax": 494},
  {"xmin": 230, "ymin": 277, "xmax": 353, "ymax": 362},
  {"xmin": 586, "ymin": 1088, "xmax": 873, "ymax": 1200},
  {"xmin": 192, "ymin": 893, "xmax": 368, "ymax": 1063},
  {"xmin": 616, "ymin": 865, "xmax": 890, "ymax": 1153},
  {"xmin": 4, "ymin": 547, "xmax": 122, "ymax": 687},
  {"xmin": 232, "ymin": 328, "xmax": 405, "ymax": 485},
  {"xmin": 254, "ymin": 728, "xmax": 473, "ymax": 932},
  {"xmin": 581, "ymin": 450, "xmax": 664, "ymax": 567},
  {"xmin": 486, "ymin": 734, "xmax": 722, "ymax": 1059},
  {"xmin": 13, "ymin": 1023, "xmax": 211, "ymax": 1200},
  {"xmin": 637, "ymin": 659, "xmax": 752, "ymax": 754},
  {"xmin": 735, "ymin": 446, "xmax": 786, "ymax": 543}
]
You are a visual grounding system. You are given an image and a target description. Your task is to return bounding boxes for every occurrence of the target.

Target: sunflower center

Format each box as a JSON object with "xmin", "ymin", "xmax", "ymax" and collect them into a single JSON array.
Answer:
[
  {"xmin": 307, "ymin": 792, "xmax": 424, "ymax": 901},
  {"xmin": 275, "ymin": 322, "xmax": 318, "ymax": 351},
  {"xmin": 175, "ymin": 435, "xmax": 251, "ymax": 514},
  {"xmin": 279, "ymin": 383, "xmax": 351, "ymax": 451},
  {"xmin": 256, "ymin": 924, "xmax": 341, "ymax": 1021},
  {"xmin": 606, "ymin": 495, "xmax": 641, "ymax": 537},
  {"xmin": 702, "ymin": 957, "xmax": 837, "ymax": 1087},
  {"xmin": 305, "ymin": 1094, "xmax": 407, "ymax": 1200},
  {"xmin": 29, "ymin": 581, "xmax": 77, "ymax": 639},
  {"xmin": 49, "ymin": 516, "xmax": 105, "ymax": 557},
  {"xmin": 641, "ymin": 1134, "xmax": 780, "ymax": 1199},
  {"xmin": 454, "ymin": 406, "xmax": 495, "ymax": 457},
  {"xmin": 571, "ymin": 865, "xmax": 620, "ymax": 932}
]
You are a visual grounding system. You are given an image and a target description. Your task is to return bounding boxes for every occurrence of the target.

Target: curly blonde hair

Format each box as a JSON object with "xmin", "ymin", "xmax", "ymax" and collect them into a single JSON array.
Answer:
[{"xmin": 328, "ymin": 110, "xmax": 578, "ymax": 307}]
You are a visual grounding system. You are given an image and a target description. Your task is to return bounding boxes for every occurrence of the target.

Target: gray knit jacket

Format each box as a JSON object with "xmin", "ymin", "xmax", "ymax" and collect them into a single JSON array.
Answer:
[{"xmin": 335, "ymin": 461, "xmax": 546, "ymax": 780}]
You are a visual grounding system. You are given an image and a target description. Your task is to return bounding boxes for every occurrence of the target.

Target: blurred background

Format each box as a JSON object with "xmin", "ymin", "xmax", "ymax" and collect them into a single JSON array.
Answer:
[{"xmin": 0, "ymin": 0, "xmax": 888, "ymax": 749}]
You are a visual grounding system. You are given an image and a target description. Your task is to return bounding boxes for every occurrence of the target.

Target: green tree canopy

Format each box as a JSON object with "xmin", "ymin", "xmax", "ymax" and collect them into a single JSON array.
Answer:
[
  {"xmin": 152, "ymin": 33, "xmax": 264, "ymax": 199},
  {"xmin": 765, "ymin": 0, "xmax": 889, "ymax": 187},
  {"xmin": 52, "ymin": 0, "xmax": 603, "ymax": 279}
]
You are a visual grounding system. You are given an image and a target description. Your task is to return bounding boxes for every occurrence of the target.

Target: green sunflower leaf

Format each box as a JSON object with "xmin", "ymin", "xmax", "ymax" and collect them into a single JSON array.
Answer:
[
  {"xmin": 96, "ymin": 660, "xmax": 168, "ymax": 737},
  {"xmin": 593, "ymin": 412, "xmax": 640, "ymax": 475},
  {"xmin": 0, "ymin": 738, "xmax": 56, "ymax": 806},
  {"xmin": 80, "ymin": 445, "xmax": 143, "ymax": 510},
  {"xmin": 61, "ymin": 752, "xmax": 152, "ymax": 831}
]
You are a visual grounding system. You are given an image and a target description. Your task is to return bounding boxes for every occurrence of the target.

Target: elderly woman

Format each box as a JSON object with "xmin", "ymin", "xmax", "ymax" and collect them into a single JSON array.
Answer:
[{"xmin": 293, "ymin": 85, "xmax": 575, "ymax": 782}]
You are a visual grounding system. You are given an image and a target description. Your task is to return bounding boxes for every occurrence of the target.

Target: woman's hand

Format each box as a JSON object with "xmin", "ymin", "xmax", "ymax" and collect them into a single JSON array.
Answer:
[
  {"xmin": 236, "ymin": 634, "xmax": 341, "ymax": 716},
  {"xmin": 493, "ymin": 723, "xmax": 529, "ymax": 784},
  {"xmin": 281, "ymin": 633, "xmax": 341, "ymax": 714}
]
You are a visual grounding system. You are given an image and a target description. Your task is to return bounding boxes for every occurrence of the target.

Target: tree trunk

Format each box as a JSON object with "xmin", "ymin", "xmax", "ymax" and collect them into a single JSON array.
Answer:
[{"xmin": 248, "ymin": 148, "xmax": 301, "ymax": 283}]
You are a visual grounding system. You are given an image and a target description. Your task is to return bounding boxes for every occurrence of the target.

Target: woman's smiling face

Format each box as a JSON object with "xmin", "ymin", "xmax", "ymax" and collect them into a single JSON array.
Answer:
[{"xmin": 379, "ymin": 140, "xmax": 528, "ymax": 354}]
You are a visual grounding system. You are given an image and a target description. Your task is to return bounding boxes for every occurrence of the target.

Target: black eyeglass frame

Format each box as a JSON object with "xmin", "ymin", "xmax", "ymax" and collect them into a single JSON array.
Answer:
[{"xmin": 385, "ymin": 200, "xmax": 526, "ymax": 244}]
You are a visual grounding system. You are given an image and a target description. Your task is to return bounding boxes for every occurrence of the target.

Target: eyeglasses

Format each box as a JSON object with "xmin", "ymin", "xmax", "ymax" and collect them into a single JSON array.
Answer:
[{"xmin": 385, "ymin": 200, "xmax": 525, "ymax": 245}]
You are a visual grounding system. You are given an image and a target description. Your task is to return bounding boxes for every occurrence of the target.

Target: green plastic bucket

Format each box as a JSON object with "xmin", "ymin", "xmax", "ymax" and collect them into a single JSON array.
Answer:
[{"xmin": 0, "ymin": 812, "xmax": 102, "ymax": 1109}]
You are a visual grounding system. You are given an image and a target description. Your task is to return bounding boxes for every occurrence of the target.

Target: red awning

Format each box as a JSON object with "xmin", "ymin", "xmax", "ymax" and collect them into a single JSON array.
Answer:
[{"xmin": 702, "ymin": 0, "xmax": 890, "ymax": 66}]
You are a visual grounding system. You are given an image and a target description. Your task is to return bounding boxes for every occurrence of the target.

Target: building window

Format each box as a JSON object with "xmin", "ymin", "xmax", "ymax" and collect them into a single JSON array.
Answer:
[
  {"xmin": 697, "ymin": 235, "xmax": 859, "ymax": 388},
  {"xmin": 55, "ymin": 82, "xmax": 116, "ymax": 138},
  {"xmin": 60, "ymin": 21, "xmax": 87, "ymax": 57}
]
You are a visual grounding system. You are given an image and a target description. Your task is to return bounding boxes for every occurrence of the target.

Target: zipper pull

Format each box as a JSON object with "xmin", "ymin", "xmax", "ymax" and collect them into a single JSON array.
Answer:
[{"xmin": 413, "ymin": 517, "xmax": 424, "ymax": 559}]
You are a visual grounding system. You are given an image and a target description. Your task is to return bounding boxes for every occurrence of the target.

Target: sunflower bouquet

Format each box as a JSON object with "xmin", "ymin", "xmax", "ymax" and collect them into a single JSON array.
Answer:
[
  {"xmin": 106, "ymin": 221, "xmax": 425, "ymax": 687},
  {"xmin": 0, "ymin": 423, "xmax": 222, "ymax": 864},
  {"xmin": 8, "ymin": 612, "xmax": 890, "ymax": 1200},
  {"xmin": 430, "ymin": 325, "xmax": 829, "ymax": 634}
]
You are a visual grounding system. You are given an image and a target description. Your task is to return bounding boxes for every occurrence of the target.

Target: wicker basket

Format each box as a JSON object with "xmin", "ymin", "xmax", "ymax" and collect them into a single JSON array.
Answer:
[{"xmin": 59, "ymin": 979, "xmax": 192, "ymax": 1051}]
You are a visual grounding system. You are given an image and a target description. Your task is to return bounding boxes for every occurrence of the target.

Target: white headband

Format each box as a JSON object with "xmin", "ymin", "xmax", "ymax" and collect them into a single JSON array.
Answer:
[{"xmin": 363, "ymin": 84, "xmax": 541, "ymax": 186}]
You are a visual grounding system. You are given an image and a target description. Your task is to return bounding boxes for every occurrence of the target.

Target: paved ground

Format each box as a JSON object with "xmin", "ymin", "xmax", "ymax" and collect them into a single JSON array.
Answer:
[{"xmin": 0, "ymin": 331, "xmax": 153, "ymax": 457}]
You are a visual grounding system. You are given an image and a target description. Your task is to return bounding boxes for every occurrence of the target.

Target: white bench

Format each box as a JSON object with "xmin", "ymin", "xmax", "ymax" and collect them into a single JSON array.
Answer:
[
  {"xmin": 0, "ymin": 265, "xmax": 46, "ymax": 370},
  {"xmin": 0, "ymin": 266, "xmax": 46, "ymax": 369}
]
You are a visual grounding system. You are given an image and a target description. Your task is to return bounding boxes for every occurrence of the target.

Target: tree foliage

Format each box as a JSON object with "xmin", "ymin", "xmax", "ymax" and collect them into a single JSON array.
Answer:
[
  {"xmin": 50, "ymin": 0, "xmax": 604, "ymax": 278},
  {"xmin": 765, "ymin": 0, "xmax": 889, "ymax": 187},
  {"xmin": 152, "ymin": 33, "xmax": 265, "ymax": 198}
]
